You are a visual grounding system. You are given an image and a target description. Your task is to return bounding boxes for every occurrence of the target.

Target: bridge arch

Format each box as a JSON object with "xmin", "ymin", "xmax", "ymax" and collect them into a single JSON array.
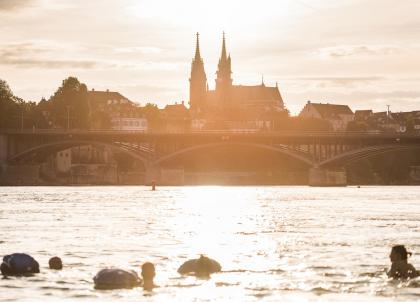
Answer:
[
  {"xmin": 8, "ymin": 140, "xmax": 150, "ymax": 166},
  {"xmin": 154, "ymin": 142, "xmax": 315, "ymax": 166},
  {"xmin": 318, "ymin": 144, "xmax": 420, "ymax": 168}
]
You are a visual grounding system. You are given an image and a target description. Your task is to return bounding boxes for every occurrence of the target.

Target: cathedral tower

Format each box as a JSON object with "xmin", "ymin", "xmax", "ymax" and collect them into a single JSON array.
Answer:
[
  {"xmin": 189, "ymin": 32, "xmax": 207, "ymax": 112},
  {"xmin": 215, "ymin": 32, "xmax": 232, "ymax": 103}
]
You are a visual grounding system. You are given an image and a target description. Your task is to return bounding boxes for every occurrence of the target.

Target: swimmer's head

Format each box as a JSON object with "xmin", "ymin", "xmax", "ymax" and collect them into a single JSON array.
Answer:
[
  {"xmin": 49, "ymin": 257, "xmax": 63, "ymax": 270},
  {"xmin": 141, "ymin": 262, "xmax": 155, "ymax": 281},
  {"xmin": 390, "ymin": 245, "xmax": 412, "ymax": 262},
  {"xmin": 0, "ymin": 262, "xmax": 11, "ymax": 275}
]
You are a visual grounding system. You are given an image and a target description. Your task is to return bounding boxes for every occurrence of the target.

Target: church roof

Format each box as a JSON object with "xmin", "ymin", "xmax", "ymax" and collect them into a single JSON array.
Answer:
[
  {"xmin": 231, "ymin": 85, "xmax": 283, "ymax": 103},
  {"xmin": 87, "ymin": 90, "xmax": 135, "ymax": 106},
  {"xmin": 205, "ymin": 84, "xmax": 284, "ymax": 107},
  {"xmin": 163, "ymin": 103, "xmax": 190, "ymax": 118},
  {"xmin": 309, "ymin": 103, "xmax": 353, "ymax": 119}
]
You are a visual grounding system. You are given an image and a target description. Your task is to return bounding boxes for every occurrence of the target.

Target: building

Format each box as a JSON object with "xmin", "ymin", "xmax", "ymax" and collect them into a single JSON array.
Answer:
[
  {"xmin": 111, "ymin": 117, "xmax": 148, "ymax": 131},
  {"xmin": 299, "ymin": 101, "xmax": 354, "ymax": 131},
  {"xmin": 44, "ymin": 145, "xmax": 118, "ymax": 184},
  {"xmin": 189, "ymin": 33, "xmax": 285, "ymax": 129},
  {"xmin": 162, "ymin": 102, "xmax": 190, "ymax": 132},
  {"xmin": 349, "ymin": 110, "xmax": 420, "ymax": 133},
  {"xmin": 87, "ymin": 89, "xmax": 148, "ymax": 131},
  {"xmin": 390, "ymin": 111, "xmax": 420, "ymax": 133},
  {"xmin": 354, "ymin": 110, "xmax": 373, "ymax": 122},
  {"xmin": 55, "ymin": 149, "xmax": 71, "ymax": 173}
]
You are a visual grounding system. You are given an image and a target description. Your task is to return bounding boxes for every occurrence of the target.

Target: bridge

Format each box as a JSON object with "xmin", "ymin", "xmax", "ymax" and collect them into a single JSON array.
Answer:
[{"xmin": 1, "ymin": 129, "xmax": 420, "ymax": 185}]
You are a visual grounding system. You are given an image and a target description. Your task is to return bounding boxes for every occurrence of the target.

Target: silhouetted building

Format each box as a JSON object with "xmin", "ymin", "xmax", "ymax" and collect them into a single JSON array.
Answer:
[
  {"xmin": 189, "ymin": 33, "xmax": 285, "ymax": 123},
  {"xmin": 299, "ymin": 101, "xmax": 354, "ymax": 131},
  {"xmin": 389, "ymin": 111, "xmax": 420, "ymax": 133},
  {"xmin": 162, "ymin": 102, "xmax": 190, "ymax": 132},
  {"xmin": 349, "ymin": 110, "xmax": 420, "ymax": 133},
  {"xmin": 44, "ymin": 145, "xmax": 118, "ymax": 184},
  {"xmin": 354, "ymin": 110, "xmax": 373, "ymax": 122},
  {"xmin": 88, "ymin": 89, "xmax": 148, "ymax": 131}
]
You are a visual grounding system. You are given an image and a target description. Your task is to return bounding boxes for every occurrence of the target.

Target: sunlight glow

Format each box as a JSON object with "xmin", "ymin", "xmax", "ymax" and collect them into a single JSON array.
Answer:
[
  {"xmin": 126, "ymin": 0, "xmax": 300, "ymax": 35},
  {"xmin": 161, "ymin": 187, "xmax": 281, "ymax": 275}
]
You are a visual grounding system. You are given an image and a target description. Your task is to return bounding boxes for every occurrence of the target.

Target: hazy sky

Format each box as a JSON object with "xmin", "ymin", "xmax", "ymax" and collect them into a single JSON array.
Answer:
[{"xmin": 1, "ymin": 0, "xmax": 420, "ymax": 114}]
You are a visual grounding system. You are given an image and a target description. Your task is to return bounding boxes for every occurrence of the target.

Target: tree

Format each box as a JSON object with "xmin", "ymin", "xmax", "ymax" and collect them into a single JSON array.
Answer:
[
  {"xmin": 34, "ymin": 98, "xmax": 52, "ymax": 129},
  {"xmin": 141, "ymin": 103, "xmax": 164, "ymax": 131},
  {"xmin": 0, "ymin": 79, "xmax": 14, "ymax": 101},
  {"xmin": 0, "ymin": 79, "xmax": 24, "ymax": 128},
  {"xmin": 49, "ymin": 77, "xmax": 90, "ymax": 129}
]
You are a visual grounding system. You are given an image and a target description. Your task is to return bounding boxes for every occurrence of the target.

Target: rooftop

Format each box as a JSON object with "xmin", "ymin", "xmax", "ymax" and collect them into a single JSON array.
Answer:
[{"xmin": 307, "ymin": 102, "xmax": 353, "ymax": 118}]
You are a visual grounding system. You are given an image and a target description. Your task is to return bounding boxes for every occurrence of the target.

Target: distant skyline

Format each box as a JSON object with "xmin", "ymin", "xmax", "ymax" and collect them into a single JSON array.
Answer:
[{"xmin": 1, "ymin": 0, "xmax": 420, "ymax": 114}]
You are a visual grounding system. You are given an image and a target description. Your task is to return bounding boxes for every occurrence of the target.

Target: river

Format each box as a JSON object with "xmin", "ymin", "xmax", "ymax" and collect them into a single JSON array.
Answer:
[{"xmin": 0, "ymin": 186, "xmax": 419, "ymax": 301}]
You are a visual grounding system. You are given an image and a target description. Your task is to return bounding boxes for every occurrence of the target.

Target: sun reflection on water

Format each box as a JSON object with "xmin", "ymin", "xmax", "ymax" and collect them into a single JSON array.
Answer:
[{"xmin": 1, "ymin": 186, "xmax": 420, "ymax": 301}]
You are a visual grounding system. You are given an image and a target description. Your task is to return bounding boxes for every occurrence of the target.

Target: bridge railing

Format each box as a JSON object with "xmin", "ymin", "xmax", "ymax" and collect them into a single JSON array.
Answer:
[{"xmin": 1, "ymin": 128, "xmax": 419, "ymax": 137}]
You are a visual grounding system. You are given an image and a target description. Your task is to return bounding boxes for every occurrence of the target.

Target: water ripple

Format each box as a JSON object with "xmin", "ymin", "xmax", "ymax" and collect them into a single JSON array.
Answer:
[{"xmin": 0, "ymin": 186, "xmax": 419, "ymax": 301}]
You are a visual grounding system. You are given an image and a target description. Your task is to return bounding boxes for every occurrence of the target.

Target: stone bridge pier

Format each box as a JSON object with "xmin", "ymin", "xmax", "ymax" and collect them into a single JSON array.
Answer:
[
  {"xmin": 144, "ymin": 164, "xmax": 160, "ymax": 185},
  {"xmin": 308, "ymin": 167, "xmax": 347, "ymax": 187}
]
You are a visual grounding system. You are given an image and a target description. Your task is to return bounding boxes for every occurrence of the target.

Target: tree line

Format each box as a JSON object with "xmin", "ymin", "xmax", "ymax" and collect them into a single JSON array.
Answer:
[
  {"xmin": 0, "ymin": 77, "xmax": 164, "ymax": 131},
  {"xmin": 0, "ymin": 77, "xmax": 90, "ymax": 130}
]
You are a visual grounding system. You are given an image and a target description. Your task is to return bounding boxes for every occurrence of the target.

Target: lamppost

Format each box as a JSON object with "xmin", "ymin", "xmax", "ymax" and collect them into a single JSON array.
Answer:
[
  {"xmin": 20, "ymin": 108, "xmax": 24, "ymax": 131},
  {"xmin": 66, "ymin": 105, "xmax": 70, "ymax": 130}
]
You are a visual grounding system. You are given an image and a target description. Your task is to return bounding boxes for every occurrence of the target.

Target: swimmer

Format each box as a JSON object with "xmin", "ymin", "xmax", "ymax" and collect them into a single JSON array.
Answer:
[
  {"xmin": 141, "ymin": 262, "xmax": 156, "ymax": 291},
  {"xmin": 387, "ymin": 245, "xmax": 418, "ymax": 279},
  {"xmin": 1, "ymin": 253, "xmax": 40, "ymax": 276},
  {"xmin": 49, "ymin": 256, "xmax": 63, "ymax": 270},
  {"xmin": 177, "ymin": 255, "xmax": 221, "ymax": 278},
  {"xmin": 94, "ymin": 262, "xmax": 156, "ymax": 290}
]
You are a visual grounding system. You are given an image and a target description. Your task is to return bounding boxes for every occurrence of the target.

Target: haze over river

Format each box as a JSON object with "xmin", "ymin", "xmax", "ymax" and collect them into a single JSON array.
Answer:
[{"xmin": 0, "ymin": 186, "xmax": 419, "ymax": 301}]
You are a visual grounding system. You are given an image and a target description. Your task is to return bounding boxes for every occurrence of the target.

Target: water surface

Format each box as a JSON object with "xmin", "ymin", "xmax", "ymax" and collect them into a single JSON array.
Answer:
[{"xmin": 0, "ymin": 186, "xmax": 419, "ymax": 301}]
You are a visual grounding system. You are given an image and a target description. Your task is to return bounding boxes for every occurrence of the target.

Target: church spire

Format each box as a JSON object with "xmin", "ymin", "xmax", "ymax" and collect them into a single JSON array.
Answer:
[
  {"xmin": 190, "ymin": 32, "xmax": 207, "ymax": 113},
  {"xmin": 216, "ymin": 32, "xmax": 232, "ymax": 96},
  {"xmin": 220, "ymin": 31, "xmax": 227, "ymax": 62},
  {"xmin": 194, "ymin": 32, "xmax": 201, "ymax": 60}
]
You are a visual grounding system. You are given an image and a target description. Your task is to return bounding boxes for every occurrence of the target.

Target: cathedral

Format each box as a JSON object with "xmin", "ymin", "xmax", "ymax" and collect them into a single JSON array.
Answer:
[{"xmin": 189, "ymin": 33, "xmax": 285, "ymax": 118}]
